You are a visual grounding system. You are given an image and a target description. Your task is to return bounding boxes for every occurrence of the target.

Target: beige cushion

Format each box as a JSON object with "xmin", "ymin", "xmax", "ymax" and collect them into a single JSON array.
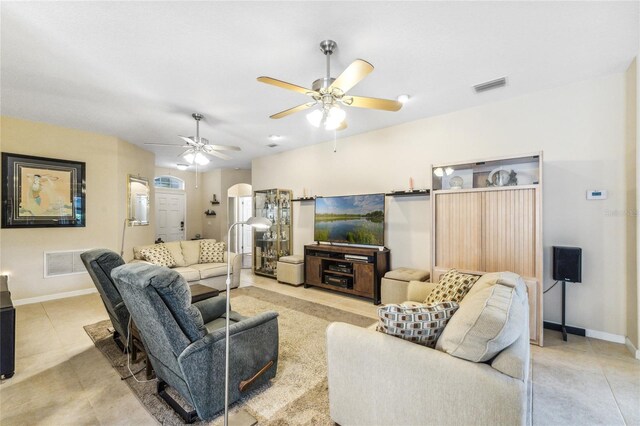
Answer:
[
  {"xmin": 163, "ymin": 241, "xmax": 186, "ymax": 267},
  {"xmin": 133, "ymin": 243, "xmax": 156, "ymax": 260},
  {"xmin": 425, "ymin": 269, "xmax": 478, "ymax": 305},
  {"xmin": 279, "ymin": 255, "xmax": 304, "ymax": 264},
  {"xmin": 376, "ymin": 302, "xmax": 459, "ymax": 348},
  {"xmin": 181, "ymin": 239, "xmax": 214, "ymax": 265},
  {"xmin": 172, "ymin": 266, "xmax": 201, "ymax": 282},
  {"xmin": 190, "ymin": 263, "xmax": 227, "ymax": 279},
  {"xmin": 463, "ymin": 271, "xmax": 520, "ymax": 301},
  {"xmin": 436, "ymin": 272, "xmax": 528, "ymax": 362},
  {"xmin": 139, "ymin": 244, "xmax": 176, "ymax": 267},
  {"xmin": 200, "ymin": 241, "xmax": 225, "ymax": 263},
  {"xmin": 407, "ymin": 280, "xmax": 438, "ymax": 303},
  {"xmin": 384, "ymin": 267, "xmax": 430, "ymax": 282}
]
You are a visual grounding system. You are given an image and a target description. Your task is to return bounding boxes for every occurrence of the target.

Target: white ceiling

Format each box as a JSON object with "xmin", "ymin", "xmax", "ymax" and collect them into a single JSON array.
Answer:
[{"xmin": 1, "ymin": 1, "xmax": 638, "ymax": 170}]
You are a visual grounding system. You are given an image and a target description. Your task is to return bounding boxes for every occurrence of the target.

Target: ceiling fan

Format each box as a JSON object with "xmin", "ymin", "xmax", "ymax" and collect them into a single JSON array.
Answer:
[
  {"xmin": 145, "ymin": 113, "xmax": 241, "ymax": 165},
  {"xmin": 257, "ymin": 40, "xmax": 402, "ymax": 131}
]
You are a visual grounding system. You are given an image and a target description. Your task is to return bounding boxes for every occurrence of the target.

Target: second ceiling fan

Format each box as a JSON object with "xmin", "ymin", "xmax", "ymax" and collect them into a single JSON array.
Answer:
[
  {"xmin": 258, "ymin": 40, "xmax": 403, "ymax": 131},
  {"xmin": 145, "ymin": 113, "xmax": 241, "ymax": 165}
]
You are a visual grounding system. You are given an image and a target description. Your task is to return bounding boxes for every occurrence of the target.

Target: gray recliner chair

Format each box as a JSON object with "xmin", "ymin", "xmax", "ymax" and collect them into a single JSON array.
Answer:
[
  {"xmin": 80, "ymin": 249, "xmax": 129, "ymax": 349},
  {"xmin": 111, "ymin": 262, "xmax": 279, "ymax": 423}
]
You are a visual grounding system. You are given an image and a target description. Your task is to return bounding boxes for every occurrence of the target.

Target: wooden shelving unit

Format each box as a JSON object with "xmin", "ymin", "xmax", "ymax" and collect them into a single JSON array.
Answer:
[
  {"xmin": 304, "ymin": 244, "xmax": 389, "ymax": 304},
  {"xmin": 431, "ymin": 152, "xmax": 544, "ymax": 345}
]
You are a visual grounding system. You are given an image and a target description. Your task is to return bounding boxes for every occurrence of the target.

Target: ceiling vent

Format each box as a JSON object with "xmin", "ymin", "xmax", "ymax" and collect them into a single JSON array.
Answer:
[
  {"xmin": 473, "ymin": 77, "xmax": 507, "ymax": 93},
  {"xmin": 267, "ymin": 143, "xmax": 278, "ymax": 148}
]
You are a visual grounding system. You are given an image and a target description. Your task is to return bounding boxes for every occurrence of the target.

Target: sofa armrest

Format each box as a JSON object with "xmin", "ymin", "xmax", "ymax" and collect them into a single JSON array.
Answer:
[
  {"xmin": 178, "ymin": 312, "xmax": 279, "ymax": 421},
  {"xmin": 224, "ymin": 252, "xmax": 242, "ymax": 288},
  {"xmin": 192, "ymin": 295, "xmax": 227, "ymax": 323},
  {"xmin": 326, "ymin": 322, "xmax": 528, "ymax": 426},
  {"xmin": 407, "ymin": 280, "xmax": 437, "ymax": 302}
]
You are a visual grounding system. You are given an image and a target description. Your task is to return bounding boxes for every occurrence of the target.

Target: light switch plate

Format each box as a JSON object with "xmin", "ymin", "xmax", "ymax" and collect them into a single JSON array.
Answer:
[{"xmin": 586, "ymin": 190, "xmax": 607, "ymax": 200}]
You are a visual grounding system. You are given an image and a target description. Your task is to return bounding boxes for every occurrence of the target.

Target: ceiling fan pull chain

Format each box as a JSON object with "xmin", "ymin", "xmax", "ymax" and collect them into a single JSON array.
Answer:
[{"xmin": 333, "ymin": 130, "xmax": 337, "ymax": 153}]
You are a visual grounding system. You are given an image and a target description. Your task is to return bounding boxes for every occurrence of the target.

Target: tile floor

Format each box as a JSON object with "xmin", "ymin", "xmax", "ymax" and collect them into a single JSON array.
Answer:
[{"xmin": 0, "ymin": 271, "xmax": 638, "ymax": 425}]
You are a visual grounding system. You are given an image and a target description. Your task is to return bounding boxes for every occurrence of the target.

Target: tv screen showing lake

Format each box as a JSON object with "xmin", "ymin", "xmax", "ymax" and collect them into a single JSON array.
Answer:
[{"xmin": 314, "ymin": 194, "xmax": 385, "ymax": 245}]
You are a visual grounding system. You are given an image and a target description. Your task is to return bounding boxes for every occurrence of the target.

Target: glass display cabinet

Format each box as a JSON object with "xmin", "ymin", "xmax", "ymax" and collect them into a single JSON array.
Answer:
[{"xmin": 253, "ymin": 189, "xmax": 293, "ymax": 278}]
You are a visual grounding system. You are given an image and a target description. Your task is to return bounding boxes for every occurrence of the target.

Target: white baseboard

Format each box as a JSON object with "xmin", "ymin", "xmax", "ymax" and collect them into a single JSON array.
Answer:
[
  {"xmin": 544, "ymin": 320, "xmax": 626, "ymax": 344},
  {"xmin": 13, "ymin": 287, "xmax": 97, "ymax": 306},
  {"xmin": 625, "ymin": 337, "xmax": 640, "ymax": 360},
  {"xmin": 585, "ymin": 328, "xmax": 626, "ymax": 344}
]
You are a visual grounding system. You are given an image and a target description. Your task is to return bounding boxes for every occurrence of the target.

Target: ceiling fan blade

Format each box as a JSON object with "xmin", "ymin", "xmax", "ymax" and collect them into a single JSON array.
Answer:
[
  {"xmin": 329, "ymin": 59, "xmax": 374, "ymax": 94},
  {"xmin": 257, "ymin": 76, "xmax": 316, "ymax": 96},
  {"xmin": 178, "ymin": 135, "xmax": 196, "ymax": 145},
  {"xmin": 346, "ymin": 95, "xmax": 402, "ymax": 111},
  {"xmin": 204, "ymin": 150, "xmax": 232, "ymax": 160},
  {"xmin": 205, "ymin": 144, "xmax": 241, "ymax": 152},
  {"xmin": 178, "ymin": 148, "xmax": 194, "ymax": 158},
  {"xmin": 270, "ymin": 102, "xmax": 314, "ymax": 119},
  {"xmin": 145, "ymin": 143, "xmax": 184, "ymax": 147}
]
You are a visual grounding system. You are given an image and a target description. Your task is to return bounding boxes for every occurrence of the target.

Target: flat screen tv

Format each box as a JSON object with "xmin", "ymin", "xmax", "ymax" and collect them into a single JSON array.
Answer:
[{"xmin": 314, "ymin": 194, "xmax": 385, "ymax": 246}]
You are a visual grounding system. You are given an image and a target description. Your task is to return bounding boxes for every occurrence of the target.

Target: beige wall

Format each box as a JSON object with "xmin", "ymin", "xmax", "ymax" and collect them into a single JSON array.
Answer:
[
  {"xmin": 626, "ymin": 59, "xmax": 638, "ymax": 349},
  {"xmin": 220, "ymin": 169, "xmax": 252, "ymax": 244},
  {"xmin": 202, "ymin": 169, "xmax": 222, "ymax": 240},
  {"xmin": 197, "ymin": 169, "xmax": 252, "ymax": 242},
  {"xmin": 253, "ymin": 72, "xmax": 632, "ymax": 337},
  {"xmin": 0, "ymin": 116, "xmax": 155, "ymax": 300}
]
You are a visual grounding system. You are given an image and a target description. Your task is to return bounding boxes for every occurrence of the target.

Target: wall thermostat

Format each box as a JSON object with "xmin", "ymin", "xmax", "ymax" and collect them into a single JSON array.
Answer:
[{"xmin": 586, "ymin": 190, "xmax": 607, "ymax": 200}]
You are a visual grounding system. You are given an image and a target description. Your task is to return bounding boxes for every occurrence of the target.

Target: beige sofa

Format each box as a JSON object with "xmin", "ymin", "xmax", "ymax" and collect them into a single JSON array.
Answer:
[
  {"xmin": 327, "ymin": 274, "xmax": 531, "ymax": 426},
  {"xmin": 133, "ymin": 239, "xmax": 242, "ymax": 291}
]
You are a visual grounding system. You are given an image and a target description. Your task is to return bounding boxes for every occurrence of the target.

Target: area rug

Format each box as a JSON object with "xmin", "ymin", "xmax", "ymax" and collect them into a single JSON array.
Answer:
[{"xmin": 84, "ymin": 286, "xmax": 376, "ymax": 425}]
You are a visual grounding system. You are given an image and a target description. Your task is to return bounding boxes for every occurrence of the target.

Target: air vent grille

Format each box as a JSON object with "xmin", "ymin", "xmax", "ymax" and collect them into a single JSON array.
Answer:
[
  {"xmin": 474, "ymin": 77, "xmax": 507, "ymax": 93},
  {"xmin": 44, "ymin": 250, "xmax": 89, "ymax": 278}
]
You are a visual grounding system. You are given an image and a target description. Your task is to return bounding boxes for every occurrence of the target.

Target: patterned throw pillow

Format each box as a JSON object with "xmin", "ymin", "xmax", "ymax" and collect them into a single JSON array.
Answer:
[
  {"xmin": 140, "ymin": 244, "xmax": 176, "ymax": 268},
  {"xmin": 425, "ymin": 269, "xmax": 479, "ymax": 305},
  {"xmin": 200, "ymin": 241, "xmax": 225, "ymax": 263},
  {"xmin": 376, "ymin": 302, "xmax": 460, "ymax": 348}
]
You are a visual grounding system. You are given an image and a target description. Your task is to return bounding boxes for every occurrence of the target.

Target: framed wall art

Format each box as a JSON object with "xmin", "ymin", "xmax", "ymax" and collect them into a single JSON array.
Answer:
[{"xmin": 1, "ymin": 153, "xmax": 86, "ymax": 228}]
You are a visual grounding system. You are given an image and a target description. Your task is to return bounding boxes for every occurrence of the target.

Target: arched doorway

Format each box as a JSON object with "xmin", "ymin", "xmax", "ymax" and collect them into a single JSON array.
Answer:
[{"xmin": 228, "ymin": 183, "xmax": 252, "ymax": 268}]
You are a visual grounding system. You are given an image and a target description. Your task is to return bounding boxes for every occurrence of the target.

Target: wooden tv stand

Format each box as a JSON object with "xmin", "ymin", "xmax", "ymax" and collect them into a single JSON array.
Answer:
[{"xmin": 304, "ymin": 244, "xmax": 390, "ymax": 304}]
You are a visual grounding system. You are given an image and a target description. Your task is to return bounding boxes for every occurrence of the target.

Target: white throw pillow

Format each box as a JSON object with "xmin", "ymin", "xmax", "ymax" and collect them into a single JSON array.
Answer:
[
  {"xmin": 140, "ymin": 244, "xmax": 176, "ymax": 268},
  {"xmin": 436, "ymin": 272, "xmax": 527, "ymax": 362},
  {"xmin": 200, "ymin": 240, "xmax": 225, "ymax": 263}
]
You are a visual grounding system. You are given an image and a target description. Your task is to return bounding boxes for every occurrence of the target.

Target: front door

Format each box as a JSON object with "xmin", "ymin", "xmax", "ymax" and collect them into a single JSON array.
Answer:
[{"xmin": 156, "ymin": 190, "xmax": 186, "ymax": 242}]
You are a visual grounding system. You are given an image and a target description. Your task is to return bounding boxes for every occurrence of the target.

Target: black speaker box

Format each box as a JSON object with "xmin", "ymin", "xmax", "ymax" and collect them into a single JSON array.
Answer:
[{"xmin": 553, "ymin": 246, "xmax": 582, "ymax": 283}]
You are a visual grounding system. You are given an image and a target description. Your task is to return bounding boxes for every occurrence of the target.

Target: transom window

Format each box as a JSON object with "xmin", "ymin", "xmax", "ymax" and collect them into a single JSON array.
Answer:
[{"xmin": 154, "ymin": 176, "xmax": 185, "ymax": 190}]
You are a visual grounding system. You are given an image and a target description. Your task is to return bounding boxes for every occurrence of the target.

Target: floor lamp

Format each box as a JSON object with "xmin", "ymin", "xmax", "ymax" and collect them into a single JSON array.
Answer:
[{"xmin": 225, "ymin": 216, "xmax": 272, "ymax": 426}]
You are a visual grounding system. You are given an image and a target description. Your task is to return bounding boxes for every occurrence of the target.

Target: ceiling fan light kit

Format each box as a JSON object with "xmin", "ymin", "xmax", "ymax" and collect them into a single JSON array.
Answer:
[
  {"xmin": 257, "ymin": 39, "xmax": 402, "ymax": 131},
  {"xmin": 184, "ymin": 151, "xmax": 210, "ymax": 166}
]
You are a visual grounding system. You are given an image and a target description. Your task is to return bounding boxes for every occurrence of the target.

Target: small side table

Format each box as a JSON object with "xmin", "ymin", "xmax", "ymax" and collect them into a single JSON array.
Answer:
[{"xmin": 190, "ymin": 284, "xmax": 220, "ymax": 303}]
